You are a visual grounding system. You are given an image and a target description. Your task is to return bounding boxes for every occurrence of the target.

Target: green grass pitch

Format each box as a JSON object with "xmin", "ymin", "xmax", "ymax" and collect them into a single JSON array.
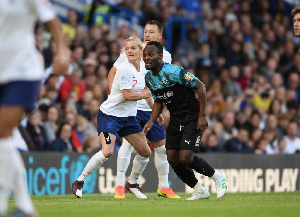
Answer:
[{"xmin": 8, "ymin": 192, "xmax": 300, "ymax": 217}]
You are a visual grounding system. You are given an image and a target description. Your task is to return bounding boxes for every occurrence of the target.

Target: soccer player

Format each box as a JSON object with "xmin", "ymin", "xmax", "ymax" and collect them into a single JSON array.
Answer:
[
  {"xmin": 72, "ymin": 37, "xmax": 152, "ymax": 199},
  {"xmin": 0, "ymin": 1, "xmax": 69, "ymax": 216},
  {"xmin": 292, "ymin": 6, "xmax": 300, "ymax": 37},
  {"xmin": 108, "ymin": 20, "xmax": 179, "ymax": 199},
  {"xmin": 143, "ymin": 41, "xmax": 228, "ymax": 200}
]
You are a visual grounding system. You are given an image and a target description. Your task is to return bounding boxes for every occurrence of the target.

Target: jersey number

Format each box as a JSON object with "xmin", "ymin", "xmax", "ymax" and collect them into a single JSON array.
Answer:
[{"xmin": 132, "ymin": 80, "xmax": 137, "ymax": 88}]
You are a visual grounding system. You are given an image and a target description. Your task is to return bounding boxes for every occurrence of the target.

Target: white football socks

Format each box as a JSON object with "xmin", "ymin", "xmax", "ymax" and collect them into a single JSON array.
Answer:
[
  {"xmin": 128, "ymin": 154, "xmax": 149, "ymax": 184},
  {"xmin": 116, "ymin": 139, "xmax": 134, "ymax": 186},
  {"xmin": 154, "ymin": 145, "xmax": 170, "ymax": 190},
  {"xmin": 12, "ymin": 150, "xmax": 35, "ymax": 214},
  {"xmin": 193, "ymin": 182, "xmax": 206, "ymax": 191},
  {"xmin": 78, "ymin": 151, "xmax": 108, "ymax": 182},
  {"xmin": 211, "ymin": 170, "xmax": 222, "ymax": 182},
  {"xmin": 0, "ymin": 137, "xmax": 34, "ymax": 215}
]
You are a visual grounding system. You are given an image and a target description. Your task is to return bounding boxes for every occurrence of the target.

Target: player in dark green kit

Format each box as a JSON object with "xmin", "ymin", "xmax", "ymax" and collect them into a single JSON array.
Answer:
[{"xmin": 143, "ymin": 41, "xmax": 227, "ymax": 200}]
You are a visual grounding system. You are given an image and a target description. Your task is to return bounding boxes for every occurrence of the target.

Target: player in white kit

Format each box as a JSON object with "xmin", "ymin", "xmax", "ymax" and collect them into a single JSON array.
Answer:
[
  {"xmin": 0, "ymin": 0, "xmax": 69, "ymax": 216},
  {"xmin": 72, "ymin": 37, "xmax": 152, "ymax": 199},
  {"xmin": 108, "ymin": 20, "xmax": 180, "ymax": 199}
]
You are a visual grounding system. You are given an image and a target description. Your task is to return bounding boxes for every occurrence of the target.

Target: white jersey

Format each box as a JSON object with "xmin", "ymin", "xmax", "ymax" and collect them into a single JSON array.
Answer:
[
  {"xmin": 101, "ymin": 60, "xmax": 147, "ymax": 117},
  {"xmin": 0, "ymin": 0, "xmax": 56, "ymax": 84},
  {"xmin": 114, "ymin": 49, "xmax": 172, "ymax": 111}
]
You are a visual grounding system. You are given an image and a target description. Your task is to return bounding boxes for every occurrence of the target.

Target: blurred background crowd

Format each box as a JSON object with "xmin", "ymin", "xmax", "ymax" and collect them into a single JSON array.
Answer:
[{"xmin": 14, "ymin": 0, "xmax": 300, "ymax": 155}]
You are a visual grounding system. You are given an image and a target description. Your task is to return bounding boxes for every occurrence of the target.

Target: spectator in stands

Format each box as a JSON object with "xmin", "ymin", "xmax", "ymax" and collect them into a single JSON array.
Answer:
[
  {"xmin": 82, "ymin": 57, "xmax": 97, "ymax": 76},
  {"xmin": 26, "ymin": 110, "xmax": 48, "ymax": 151},
  {"xmin": 59, "ymin": 68, "xmax": 86, "ymax": 102},
  {"xmin": 254, "ymin": 138, "xmax": 268, "ymax": 154},
  {"xmin": 284, "ymin": 122, "xmax": 300, "ymax": 154},
  {"xmin": 69, "ymin": 44, "xmax": 84, "ymax": 71},
  {"xmin": 224, "ymin": 126, "xmax": 254, "ymax": 153},
  {"xmin": 249, "ymin": 128, "xmax": 262, "ymax": 149},
  {"xmin": 227, "ymin": 65, "xmax": 243, "ymax": 97},
  {"xmin": 219, "ymin": 111, "xmax": 238, "ymax": 146},
  {"xmin": 244, "ymin": 110, "xmax": 262, "ymax": 137},
  {"xmin": 286, "ymin": 72, "xmax": 300, "ymax": 103},
  {"xmin": 62, "ymin": 9, "xmax": 80, "ymax": 40},
  {"xmin": 43, "ymin": 106, "xmax": 60, "ymax": 144},
  {"xmin": 205, "ymin": 132, "xmax": 223, "ymax": 153},
  {"xmin": 239, "ymin": 88, "xmax": 255, "ymax": 110},
  {"xmin": 64, "ymin": 111, "xmax": 84, "ymax": 152},
  {"xmin": 50, "ymin": 123, "xmax": 74, "ymax": 152},
  {"xmin": 77, "ymin": 90, "xmax": 94, "ymax": 119},
  {"xmin": 207, "ymin": 80, "xmax": 226, "ymax": 117},
  {"xmin": 277, "ymin": 113, "xmax": 291, "ymax": 137},
  {"xmin": 252, "ymin": 88, "xmax": 272, "ymax": 113}
]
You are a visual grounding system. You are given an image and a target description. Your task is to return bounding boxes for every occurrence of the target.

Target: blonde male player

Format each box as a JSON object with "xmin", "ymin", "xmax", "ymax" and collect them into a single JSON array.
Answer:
[
  {"xmin": 108, "ymin": 20, "xmax": 179, "ymax": 199},
  {"xmin": 0, "ymin": 0, "xmax": 69, "ymax": 216}
]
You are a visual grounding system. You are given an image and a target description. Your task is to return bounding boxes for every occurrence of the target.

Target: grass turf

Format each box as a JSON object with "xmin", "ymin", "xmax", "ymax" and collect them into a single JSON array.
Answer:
[{"xmin": 8, "ymin": 192, "xmax": 300, "ymax": 217}]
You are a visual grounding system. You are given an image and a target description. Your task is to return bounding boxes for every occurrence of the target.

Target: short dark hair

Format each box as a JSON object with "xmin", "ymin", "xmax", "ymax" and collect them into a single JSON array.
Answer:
[
  {"xmin": 292, "ymin": 7, "xmax": 300, "ymax": 16},
  {"xmin": 146, "ymin": 20, "xmax": 163, "ymax": 33},
  {"xmin": 147, "ymin": 41, "xmax": 163, "ymax": 54}
]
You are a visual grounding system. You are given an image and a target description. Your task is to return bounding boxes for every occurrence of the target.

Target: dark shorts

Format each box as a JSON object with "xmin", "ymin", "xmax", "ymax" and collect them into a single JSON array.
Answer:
[
  {"xmin": 0, "ymin": 80, "xmax": 40, "ymax": 112},
  {"xmin": 97, "ymin": 110, "xmax": 142, "ymax": 138},
  {"xmin": 136, "ymin": 110, "xmax": 166, "ymax": 141},
  {"xmin": 166, "ymin": 121, "xmax": 202, "ymax": 152}
]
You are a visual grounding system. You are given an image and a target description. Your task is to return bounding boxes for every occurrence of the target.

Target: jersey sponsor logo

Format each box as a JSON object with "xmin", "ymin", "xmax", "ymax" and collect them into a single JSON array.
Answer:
[
  {"xmin": 157, "ymin": 91, "xmax": 173, "ymax": 100},
  {"xmin": 184, "ymin": 73, "xmax": 193, "ymax": 81}
]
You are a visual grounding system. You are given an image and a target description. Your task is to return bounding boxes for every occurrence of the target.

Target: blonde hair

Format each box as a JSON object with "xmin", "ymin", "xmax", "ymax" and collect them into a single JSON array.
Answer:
[{"xmin": 120, "ymin": 36, "xmax": 143, "ymax": 53}]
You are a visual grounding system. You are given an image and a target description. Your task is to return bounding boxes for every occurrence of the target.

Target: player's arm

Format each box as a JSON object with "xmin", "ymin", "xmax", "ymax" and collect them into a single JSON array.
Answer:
[
  {"xmin": 144, "ymin": 89, "xmax": 164, "ymax": 125},
  {"xmin": 144, "ymin": 86, "xmax": 154, "ymax": 109},
  {"xmin": 109, "ymin": 52, "xmax": 127, "ymax": 94},
  {"xmin": 122, "ymin": 89, "xmax": 151, "ymax": 101},
  {"xmin": 193, "ymin": 80, "xmax": 208, "ymax": 133},
  {"xmin": 44, "ymin": 18, "xmax": 69, "ymax": 75},
  {"xmin": 143, "ymin": 101, "xmax": 163, "ymax": 134},
  {"xmin": 107, "ymin": 66, "xmax": 117, "ymax": 94}
]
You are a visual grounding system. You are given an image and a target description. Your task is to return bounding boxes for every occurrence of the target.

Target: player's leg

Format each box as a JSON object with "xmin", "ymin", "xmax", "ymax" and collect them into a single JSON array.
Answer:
[
  {"xmin": 72, "ymin": 111, "xmax": 117, "ymax": 198},
  {"xmin": 0, "ymin": 106, "xmax": 35, "ymax": 216},
  {"xmin": 72, "ymin": 132, "xmax": 116, "ymax": 198},
  {"xmin": 164, "ymin": 121, "xmax": 208, "ymax": 200},
  {"xmin": 137, "ymin": 110, "xmax": 179, "ymax": 197},
  {"xmin": 180, "ymin": 122, "xmax": 227, "ymax": 199},
  {"xmin": 0, "ymin": 81, "xmax": 40, "ymax": 216},
  {"xmin": 151, "ymin": 139, "xmax": 180, "ymax": 198},
  {"xmin": 115, "ymin": 139, "xmax": 134, "ymax": 199},
  {"xmin": 124, "ymin": 132, "xmax": 151, "ymax": 199}
]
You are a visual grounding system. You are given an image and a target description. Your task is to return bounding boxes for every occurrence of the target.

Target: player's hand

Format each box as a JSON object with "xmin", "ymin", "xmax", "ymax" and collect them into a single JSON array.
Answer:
[
  {"xmin": 143, "ymin": 121, "xmax": 154, "ymax": 135},
  {"xmin": 52, "ymin": 48, "xmax": 70, "ymax": 75},
  {"xmin": 157, "ymin": 114, "xmax": 164, "ymax": 126},
  {"xmin": 197, "ymin": 115, "xmax": 208, "ymax": 134}
]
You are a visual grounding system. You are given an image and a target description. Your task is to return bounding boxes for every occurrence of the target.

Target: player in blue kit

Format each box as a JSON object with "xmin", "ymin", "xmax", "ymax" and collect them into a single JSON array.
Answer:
[
  {"xmin": 0, "ymin": 1, "xmax": 69, "ymax": 216},
  {"xmin": 143, "ymin": 41, "xmax": 228, "ymax": 200},
  {"xmin": 72, "ymin": 37, "xmax": 152, "ymax": 199}
]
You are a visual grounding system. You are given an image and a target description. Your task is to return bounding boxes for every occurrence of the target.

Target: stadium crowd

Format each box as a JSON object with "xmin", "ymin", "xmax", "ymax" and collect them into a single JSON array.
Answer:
[{"xmin": 14, "ymin": 0, "xmax": 300, "ymax": 155}]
